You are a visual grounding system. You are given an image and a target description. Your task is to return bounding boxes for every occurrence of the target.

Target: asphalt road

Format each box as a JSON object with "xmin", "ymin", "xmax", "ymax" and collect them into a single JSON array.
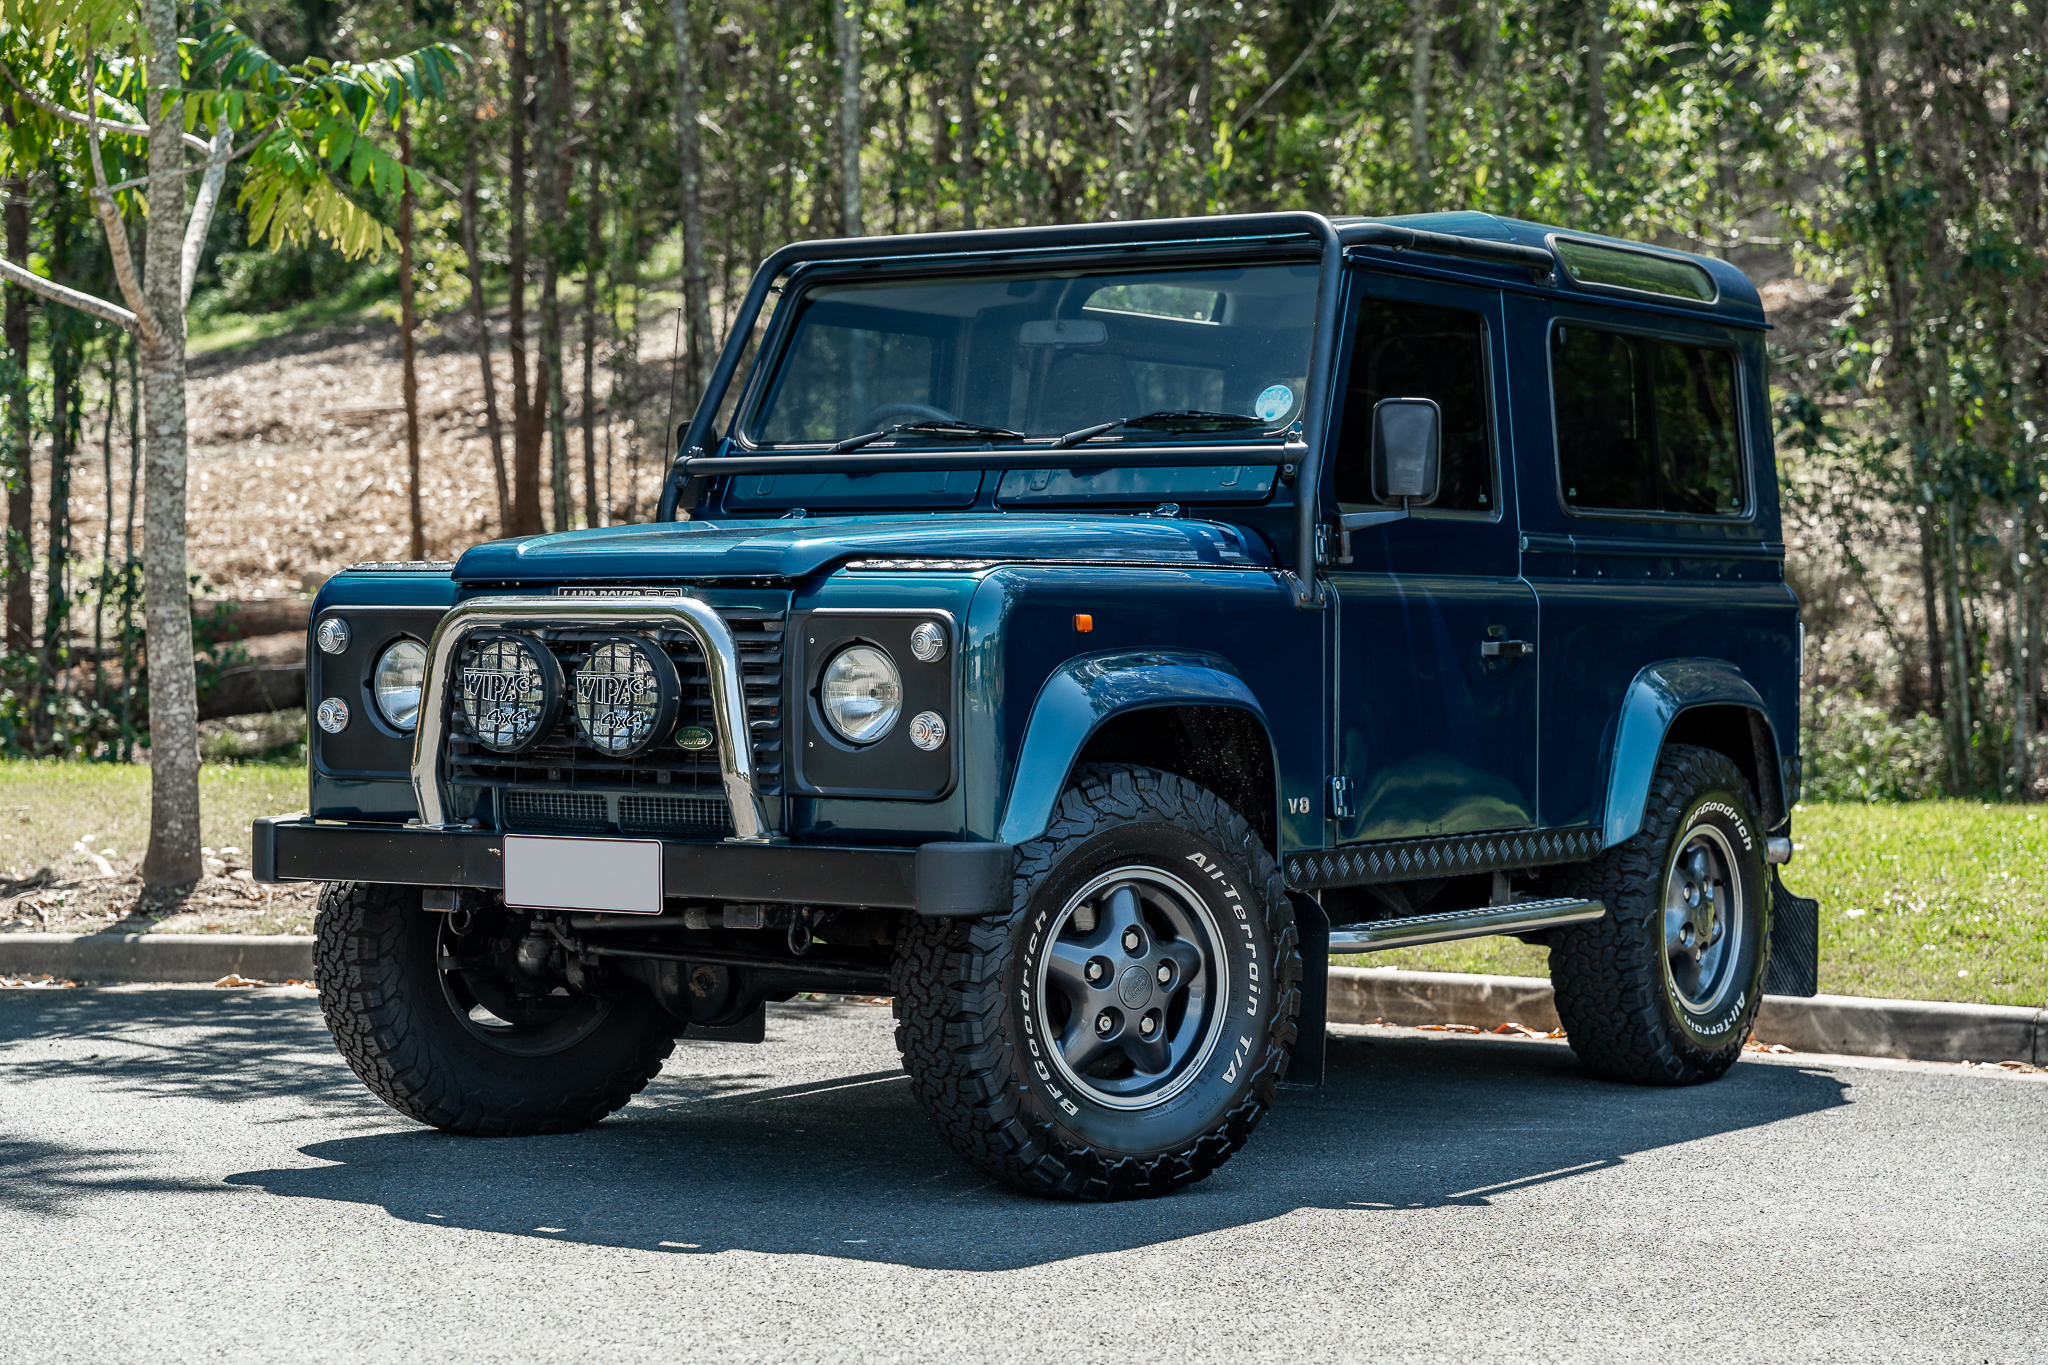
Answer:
[{"xmin": 2, "ymin": 987, "xmax": 2042, "ymax": 1365}]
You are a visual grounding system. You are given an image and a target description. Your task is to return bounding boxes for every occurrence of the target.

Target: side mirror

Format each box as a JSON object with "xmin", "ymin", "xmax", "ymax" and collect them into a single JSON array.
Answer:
[{"xmin": 1371, "ymin": 397, "xmax": 1442, "ymax": 506}]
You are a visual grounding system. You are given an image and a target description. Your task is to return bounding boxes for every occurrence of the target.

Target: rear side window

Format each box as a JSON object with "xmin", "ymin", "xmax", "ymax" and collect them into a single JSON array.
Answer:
[
  {"xmin": 1551, "ymin": 325, "xmax": 1745, "ymax": 518},
  {"xmin": 1337, "ymin": 298, "xmax": 1494, "ymax": 513}
]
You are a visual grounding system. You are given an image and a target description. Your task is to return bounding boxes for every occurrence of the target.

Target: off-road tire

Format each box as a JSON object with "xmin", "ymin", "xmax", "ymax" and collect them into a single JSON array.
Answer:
[
  {"xmin": 1551, "ymin": 745, "xmax": 1771, "ymax": 1085},
  {"xmin": 314, "ymin": 882, "xmax": 674, "ymax": 1134},
  {"xmin": 891, "ymin": 765, "xmax": 1301, "ymax": 1200}
]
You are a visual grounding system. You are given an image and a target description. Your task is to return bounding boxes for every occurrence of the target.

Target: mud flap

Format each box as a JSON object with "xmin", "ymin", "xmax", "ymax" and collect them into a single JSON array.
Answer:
[
  {"xmin": 1282, "ymin": 891, "xmax": 1328, "ymax": 1087},
  {"xmin": 1762, "ymin": 870, "xmax": 1819, "ymax": 998}
]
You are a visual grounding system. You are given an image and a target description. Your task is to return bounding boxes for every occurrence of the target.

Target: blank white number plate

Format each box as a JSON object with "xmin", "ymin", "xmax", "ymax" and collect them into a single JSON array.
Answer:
[{"xmin": 502, "ymin": 835, "xmax": 664, "ymax": 914}]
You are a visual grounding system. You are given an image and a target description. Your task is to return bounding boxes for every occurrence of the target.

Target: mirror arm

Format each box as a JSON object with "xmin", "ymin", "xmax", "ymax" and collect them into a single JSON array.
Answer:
[{"xmin": 1335, "ymin": 500, "xmax": 1410, "ymax": 564}]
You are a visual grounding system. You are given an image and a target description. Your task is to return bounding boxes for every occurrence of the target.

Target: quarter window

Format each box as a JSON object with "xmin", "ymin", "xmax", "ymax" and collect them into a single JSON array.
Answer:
[
  {"xmin": 1337, "ymin": 299, "xmax": 1494, "ymax": 513},
  {"xmin": 1551, "ymin": 326, "xmax": 1745, "ymax": 517}
]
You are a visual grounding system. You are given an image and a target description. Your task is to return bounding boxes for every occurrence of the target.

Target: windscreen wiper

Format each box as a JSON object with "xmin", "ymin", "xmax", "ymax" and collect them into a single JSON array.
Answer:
[
  {"xmin": 826, "ymin": 420, "xmax": 1027, "ymax": 454},
  {"xmin": 1052, "ymin": 410, "xmax": 1270, "ymax": 449}
]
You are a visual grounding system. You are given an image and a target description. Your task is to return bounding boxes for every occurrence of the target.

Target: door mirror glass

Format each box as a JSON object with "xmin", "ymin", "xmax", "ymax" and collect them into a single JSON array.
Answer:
[{"xmin": 1371, "ymin": 397, "xmax": 1441, "ymax": 505}]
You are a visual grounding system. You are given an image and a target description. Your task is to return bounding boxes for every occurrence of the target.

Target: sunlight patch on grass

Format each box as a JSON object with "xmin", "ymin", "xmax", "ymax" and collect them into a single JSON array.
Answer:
[{"xmin": 1337, "ymin": 801, "xmax": 2048, "ymax": 1008}]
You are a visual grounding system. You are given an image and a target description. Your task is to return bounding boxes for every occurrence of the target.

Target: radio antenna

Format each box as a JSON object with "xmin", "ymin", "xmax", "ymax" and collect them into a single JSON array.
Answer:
[{"xmin": 662, "ymin": 303, "xmax": 685, "ymax": 463}]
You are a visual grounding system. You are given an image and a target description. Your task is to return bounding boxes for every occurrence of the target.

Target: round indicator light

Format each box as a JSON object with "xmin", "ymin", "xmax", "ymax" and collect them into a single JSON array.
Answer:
[
  {"xmin": 909, "ymin": 710, "xmax": 947, "ymax": 751},
  {"xmin": 316, "ymin": 697, "xmax": 350, "ymax": 733},
  {"xmin": 909, "ymin": 621, "xmax": 947, "ymax": 663},
  {"xmin": 316, "ymin": 618, "xmax": 351, "ymax": 655}
]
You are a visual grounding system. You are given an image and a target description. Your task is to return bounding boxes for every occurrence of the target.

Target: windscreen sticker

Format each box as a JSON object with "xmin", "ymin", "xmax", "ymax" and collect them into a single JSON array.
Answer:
[{"xmin": 1254, "ymin": 384, "xmax": 1295, "ymax": 424}]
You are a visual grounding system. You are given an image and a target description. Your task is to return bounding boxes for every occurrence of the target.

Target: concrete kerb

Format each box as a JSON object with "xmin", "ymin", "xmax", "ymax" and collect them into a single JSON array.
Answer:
[
  {"xmin": 2, "ymin": 934, "xmax": 2040, "ymax": 1067},
  {"xmin": 1328, "ymin": 966, "xmax": 2046, "ymax": 1067},
  {"xmin": 0, "ymin": 934, "xmax": 314, "ymax": 984}
]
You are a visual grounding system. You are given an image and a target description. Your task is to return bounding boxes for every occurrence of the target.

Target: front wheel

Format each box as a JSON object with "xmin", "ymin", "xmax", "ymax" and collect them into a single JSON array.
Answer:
[
  {"xmin": 314, "ymin": 882, "xmax": 674, "ymax": 1135},
  {"xmin": 1550, "ymin": 744, "xmax": 1771, "ymax": 1084},
  {"xmin": 891, "ymin": 765, "xmax": 1301, "ymax": 1200}
]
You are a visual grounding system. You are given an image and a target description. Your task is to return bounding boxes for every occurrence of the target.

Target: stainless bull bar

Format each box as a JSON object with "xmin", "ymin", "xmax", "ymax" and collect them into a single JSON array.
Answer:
[{"xmin": 408, "ymin": 595, "xmax": 773, "ymax": 841}]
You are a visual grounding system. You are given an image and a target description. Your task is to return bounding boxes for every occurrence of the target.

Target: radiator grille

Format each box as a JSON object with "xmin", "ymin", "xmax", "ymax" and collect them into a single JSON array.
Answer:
[
  {"xmin": 618, "ymin": 793, "xmax": 732, "ymax": 835},
  {"xmin": 504, "ymin": 790, "xmax": 609, "ymax": 832},
  {"xmin": 447, "ymin": 601, "xmax": 783, "ymax": 836}
]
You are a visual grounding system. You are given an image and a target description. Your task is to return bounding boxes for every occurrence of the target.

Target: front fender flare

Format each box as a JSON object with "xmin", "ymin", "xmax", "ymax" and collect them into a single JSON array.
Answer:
[
  {"xmin": 996, "ymin": 650, "xmax": 1269, "ymax": 847},
  {"xmin": 1603, "ymin": 658, "xmax": 1779, "ymax": 848}
]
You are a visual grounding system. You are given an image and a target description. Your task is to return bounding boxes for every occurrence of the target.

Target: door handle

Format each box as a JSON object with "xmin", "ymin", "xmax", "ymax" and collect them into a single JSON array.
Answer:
[{"xmin": 1480, "ymin": 640, "xmax": 1535, "ymax": 659}]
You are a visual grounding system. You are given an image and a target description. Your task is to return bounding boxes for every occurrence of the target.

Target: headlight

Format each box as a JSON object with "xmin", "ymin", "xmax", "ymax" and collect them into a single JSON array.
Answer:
[
  {"xmin": 820, "ymin": 644, "xmax": 902, "ymax": 744},
  {"xmin": 372, "ymin": 639, "xmax": 428, "ymax": 732}
]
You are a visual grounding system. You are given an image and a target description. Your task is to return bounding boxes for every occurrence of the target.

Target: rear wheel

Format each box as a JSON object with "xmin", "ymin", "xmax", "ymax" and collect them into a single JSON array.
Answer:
[
  {"xmin": 1550, "ymin": 745, "xmax": 1771, "ymax": 1084},
  {"xmin": 891, "ymin": 765, "xmax": 1301, "ymax": 1200},
  {"xmin": 314, "ymin": 882, "xmax": 673, "ymax": 1135}
]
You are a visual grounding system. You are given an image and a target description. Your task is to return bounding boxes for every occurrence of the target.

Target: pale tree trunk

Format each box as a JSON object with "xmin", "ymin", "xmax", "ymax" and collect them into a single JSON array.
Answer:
[
  {"xmin": 459, "ymin": 162, "xmax": 511, "ymax": 533},
  {"xmin": 4, "ymin": 165, "xmax": 30, "ymax": 655},
  {"xmin": 140, "ymin": 0, "xmax": 201, "ymax": 889},
  {"xmin": 669, "ymin": 0, "xmax": 714, "ymax": 405},
  {"xmin": 400, "ymin": 108, "xmax": 424, "ymax": 560},
  {"xmin": 834, "ymin": 0, "xmax": 863, "ymax": 236},
  {"xmin": 1410, "ymin": 0, "xmax": 1434, "ymax": 211}
]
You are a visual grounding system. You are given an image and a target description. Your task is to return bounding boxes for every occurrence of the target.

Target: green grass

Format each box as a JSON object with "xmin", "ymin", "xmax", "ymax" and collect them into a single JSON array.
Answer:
[
  {"xmin": 1, "ymin": 759, "xmax": 2041, "ymax": 1006},
  {"xmin": 0, "ymin": 759, "xmax": 305, "ymax": 877},
  {"xmin": 1345, "ymin": 801, "xmax": 2048, "ymax": 1008}
]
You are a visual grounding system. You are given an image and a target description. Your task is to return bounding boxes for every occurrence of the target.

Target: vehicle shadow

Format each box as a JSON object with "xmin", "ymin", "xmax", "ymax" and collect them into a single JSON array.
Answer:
[{"xmin": 216, "ymin": 1016, "xmax": 1850, "ymax": 1271}]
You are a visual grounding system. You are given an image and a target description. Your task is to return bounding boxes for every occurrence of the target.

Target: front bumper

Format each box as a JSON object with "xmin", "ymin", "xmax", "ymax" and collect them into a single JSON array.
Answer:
[{"xmin": 251, "ymin": 816, "xmax": 1015, "ymax": 918}]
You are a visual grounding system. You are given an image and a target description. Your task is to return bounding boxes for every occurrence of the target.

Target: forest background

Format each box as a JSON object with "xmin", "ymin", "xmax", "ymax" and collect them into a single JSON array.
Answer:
[{"xmin": 1, "ymin": 0, "xmax": 2043, "ymax": 811}]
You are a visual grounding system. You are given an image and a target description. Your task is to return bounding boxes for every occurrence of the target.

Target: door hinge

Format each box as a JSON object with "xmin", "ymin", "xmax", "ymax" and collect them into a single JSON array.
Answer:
[{"xmin": 1327, "ymin": 775, "xmax": 1354, "ymax": 819}]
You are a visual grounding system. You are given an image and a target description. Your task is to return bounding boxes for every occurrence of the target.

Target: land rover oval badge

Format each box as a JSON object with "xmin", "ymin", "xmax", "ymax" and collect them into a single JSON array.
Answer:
[{"xmin": 675, "ymin": 724, "xmax": 715, "ymax": 751}]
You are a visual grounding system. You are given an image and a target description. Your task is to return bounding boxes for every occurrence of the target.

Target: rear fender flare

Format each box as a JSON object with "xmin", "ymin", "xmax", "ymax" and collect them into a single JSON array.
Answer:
[
  {"xmin": 996, "ymin": 651, "xmax": 1271, "ymax": 847},
  {"xmin": 1602, "ymin": 659, "xmax": 1784, "ymax": 847}
]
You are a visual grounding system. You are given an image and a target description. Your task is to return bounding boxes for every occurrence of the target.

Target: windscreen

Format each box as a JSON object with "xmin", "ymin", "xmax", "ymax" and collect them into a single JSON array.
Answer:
[{"xmin": 746, "ymin": 261, "xmax": 1319, "ymax": 445}]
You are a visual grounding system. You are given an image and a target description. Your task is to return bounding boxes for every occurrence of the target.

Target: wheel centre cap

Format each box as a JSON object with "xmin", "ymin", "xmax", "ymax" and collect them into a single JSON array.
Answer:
[{"xmin": 1117, "ymin": 965, "xmax": 1152, "ymax": 1010}]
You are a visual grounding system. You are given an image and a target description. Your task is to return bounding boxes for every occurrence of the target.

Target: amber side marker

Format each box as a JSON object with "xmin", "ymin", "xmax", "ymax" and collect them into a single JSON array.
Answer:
[{"xmin": 1074, "ymin": 614, "xmax": 1094, "ymax": 633}]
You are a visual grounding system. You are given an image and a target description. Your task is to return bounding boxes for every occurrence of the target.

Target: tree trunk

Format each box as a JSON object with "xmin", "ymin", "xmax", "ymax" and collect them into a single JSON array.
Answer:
[
  {"xmin": 140, "ymin": 0, "xmax": 202, "ymax": 890},
  {"xmin": 539, "ymin": 0, "xmax": 571, "ymax": 532},
  {"xmin": 44, "ymin": 194, "xmax": 77, "ymax": 737},
  {"xmin": 581, "ymin": 8, "xmax": 608, "ymax": 530},
  {"xmin": 4, "ymin": 166, "xmax": 31, "ymax": 655},
  {"xmin": 1487, "ymin": 0, "xmax": 1511, "ymax": 211},
  {"xmin": 400, "ymin": 109, "xmax": 424, "ymax": 561},
  {"xmin": 581, "ymin": 160, "xmax": 603, "ymax": 529},
  {"xmin": 508, "ymin": 0, "xmax": 542, "ymax": 536},
  {"xmin": 669, "ymin": 0, "xmax": 714, "ymax": 406},
  {"xmin": 834, "ymin": 0, "xmax": 863, "ymax": 236},
  {"xmin": 1586, "ymin": 1, "xmax": 1608, "ymax": 179},
  {"xmin": 1410, "ymin": 0, "xmax": 1434, "ymax": 211},
  {"xmin": 459, "ymin": 162, "xmax": 510, "ymax": 534}
]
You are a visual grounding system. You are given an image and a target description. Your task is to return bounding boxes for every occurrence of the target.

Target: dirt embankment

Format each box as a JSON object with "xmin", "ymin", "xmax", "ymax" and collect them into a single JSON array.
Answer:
[{"xmin": 53, "ymin": 309, "xmax": 675, "ymax": 601}]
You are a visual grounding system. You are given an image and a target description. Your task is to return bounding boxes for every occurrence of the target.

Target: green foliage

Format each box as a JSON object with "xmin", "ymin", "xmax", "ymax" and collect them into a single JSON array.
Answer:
[
  {"xmin": 1805, "ymin": 692, "xmax": 1948, "ymax": 803},
  {"xmin": 184, "ymin": 15, "xmax": 466, "ymax": 258}
]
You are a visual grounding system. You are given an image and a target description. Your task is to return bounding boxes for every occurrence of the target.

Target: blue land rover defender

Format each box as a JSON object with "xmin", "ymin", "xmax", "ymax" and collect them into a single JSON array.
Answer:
[{"xmin": 257, "ymin": 212, "xmax": 1817, "ymax": 1200}]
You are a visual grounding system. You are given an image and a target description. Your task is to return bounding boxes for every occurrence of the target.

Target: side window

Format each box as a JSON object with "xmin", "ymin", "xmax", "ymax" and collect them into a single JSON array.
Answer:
[
  {"xmin": 1336, "ymin": 298, "xmax": 1494, "ymax": 513},
  {"xmin": 1551, "ymin": 325, "xmax": 1745, "ymax": 517}
]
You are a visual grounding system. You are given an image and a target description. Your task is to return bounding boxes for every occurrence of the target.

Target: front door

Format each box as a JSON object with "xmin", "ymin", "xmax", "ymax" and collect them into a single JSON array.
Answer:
[{"xmin": 1328, "ymin": 272, "xmax": 1539, "ymax": 843}]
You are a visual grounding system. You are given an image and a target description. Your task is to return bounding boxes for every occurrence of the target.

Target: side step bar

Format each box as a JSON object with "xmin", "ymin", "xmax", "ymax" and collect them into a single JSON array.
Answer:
[{"xmin": 1328, "ymin": 896, "xmax": 1606, "ymax": 953}]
